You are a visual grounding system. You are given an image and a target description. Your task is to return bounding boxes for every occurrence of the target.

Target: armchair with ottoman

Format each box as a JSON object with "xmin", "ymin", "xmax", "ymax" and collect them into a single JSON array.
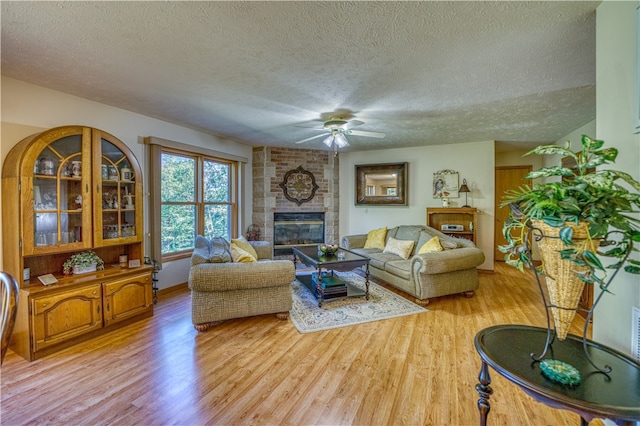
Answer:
[
  {"xmin": 342, "ymin": 225, "xmax": 485, "ymax": 306},
  {"xmin": 188, "ymin": 236, "xmax": 295, "ymax": 331}
]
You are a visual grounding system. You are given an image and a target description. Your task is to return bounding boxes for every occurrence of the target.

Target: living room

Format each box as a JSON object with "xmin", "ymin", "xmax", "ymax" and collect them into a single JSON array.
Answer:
[{"xmin": 1, "ymin": 1, "xmax": 639, "ymax": 424}]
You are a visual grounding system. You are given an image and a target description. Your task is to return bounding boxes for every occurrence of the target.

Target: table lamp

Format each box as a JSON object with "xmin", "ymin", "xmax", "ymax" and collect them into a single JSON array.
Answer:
[{"xmin": 459, "ymin": 179, "xmax": 471, "ymax": 207}]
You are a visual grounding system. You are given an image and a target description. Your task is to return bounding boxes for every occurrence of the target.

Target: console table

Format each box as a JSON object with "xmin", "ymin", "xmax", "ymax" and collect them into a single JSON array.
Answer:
[{"xmin": 474, "ymin": 325, "xmax": 640, "ymax": 426}]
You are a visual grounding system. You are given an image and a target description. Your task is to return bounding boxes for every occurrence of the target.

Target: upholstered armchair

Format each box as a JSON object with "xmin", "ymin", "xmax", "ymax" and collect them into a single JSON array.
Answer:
[{"xmin": 188, "ymin": 237, "xmax": 295, "ymax": 331}]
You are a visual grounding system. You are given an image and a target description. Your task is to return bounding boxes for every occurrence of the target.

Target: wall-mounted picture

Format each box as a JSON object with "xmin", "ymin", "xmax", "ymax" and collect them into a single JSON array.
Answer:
[{"xmin": 433, "ymin": 169, "xmax": 459, "ymax": 198}]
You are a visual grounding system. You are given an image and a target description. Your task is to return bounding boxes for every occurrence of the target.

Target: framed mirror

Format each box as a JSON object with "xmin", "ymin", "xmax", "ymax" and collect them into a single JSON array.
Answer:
[{"xmin": 355, "ymin": 162, "xmax": 408, "ymax": 205}]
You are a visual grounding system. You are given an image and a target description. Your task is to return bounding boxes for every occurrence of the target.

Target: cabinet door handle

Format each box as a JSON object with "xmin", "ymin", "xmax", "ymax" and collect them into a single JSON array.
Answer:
[
  {"xmin": 97, "ymin": 305, "xmax": 101, "ymax": 314},
  {"xmin": 106, "ymin": 302, "xmax": 110, "ymax": 312},
  {"xmin": 96, "ymin": 184, "xmax": 100, "ymax": 193},
  {"xmin": 86, "ymin": 183, "xmax": 89, "ymax": 193}
]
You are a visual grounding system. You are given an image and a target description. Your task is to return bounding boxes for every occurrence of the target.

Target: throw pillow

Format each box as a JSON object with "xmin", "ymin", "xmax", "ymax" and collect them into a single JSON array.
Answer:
[
  {"xmin": 440, "ymin": 239, "xmax": 458, "ymax": 250},
  {"xmin": 417, "ymin": 236, "xmax": 444, "ymax": 254},
  {"xmin": 383, "ymin": 237, "xmax": 415, "ymax": 259},
  {"xmin": 191, "ymin": 235, "xmax": 212, "ymax": 266},
  {"xmin": 231, "ymin": 235, "xmax": 259, "ymax": 260},
  {"xmin": 210, "ymin": 237, "xmax": 232, "ymax": 263},
  {"xmin": 363, "ymin": 227, "xmax": 387, "ymax": 249},
  {"xmin": 230, "ymin": 243, "xmax": 257, "ymax": 263}
]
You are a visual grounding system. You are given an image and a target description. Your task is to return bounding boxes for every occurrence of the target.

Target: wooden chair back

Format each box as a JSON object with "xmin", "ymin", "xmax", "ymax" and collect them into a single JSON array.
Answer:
[{"xmin": 1, "ymin": 272, "xmax": 19, "ymax": 365}]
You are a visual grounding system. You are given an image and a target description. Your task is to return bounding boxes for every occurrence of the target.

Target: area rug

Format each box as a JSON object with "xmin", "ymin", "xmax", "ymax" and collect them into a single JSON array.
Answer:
[{"xmin": 290, "ymin": 271, "xmax": 428, "ymax": 333}]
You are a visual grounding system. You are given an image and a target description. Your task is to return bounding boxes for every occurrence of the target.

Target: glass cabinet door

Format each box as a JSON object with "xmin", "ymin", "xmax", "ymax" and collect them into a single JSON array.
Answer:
[
  {"xmin": 94, "ymin": 131, "xmax": 142, "ymax": 246},
  {"xmin": 26, "ymin": 128, "xmax": 92, "ymax": 255}
]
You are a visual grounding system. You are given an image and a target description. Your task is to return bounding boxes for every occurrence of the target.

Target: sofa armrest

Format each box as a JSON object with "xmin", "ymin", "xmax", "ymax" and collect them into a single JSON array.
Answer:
[
  {"xmin": 189, "ymin": 260, "xmax": 294, "ymax": 291},
  {"xmin": 249, "ymin": 240, "xmax": 273, "ymax": 260},
  {"xmin": 411, "ymin": 247, "xmax": 485, "ymax": 275},
  {"xmin": 342, "ymin": 234, "xmax": 368, "ymax": 250}
]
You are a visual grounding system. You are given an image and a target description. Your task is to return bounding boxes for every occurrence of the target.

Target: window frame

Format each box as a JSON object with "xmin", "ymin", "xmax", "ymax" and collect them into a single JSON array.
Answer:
[{"xmin": 156, "ymin": 147, "xmax": 238, "ymax": 263}]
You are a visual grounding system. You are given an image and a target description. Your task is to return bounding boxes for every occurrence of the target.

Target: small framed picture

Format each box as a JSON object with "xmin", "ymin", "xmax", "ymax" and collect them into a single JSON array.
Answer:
[{"xmin": 128, "ymin": 259, "xmax": 141, "ymax": 268}]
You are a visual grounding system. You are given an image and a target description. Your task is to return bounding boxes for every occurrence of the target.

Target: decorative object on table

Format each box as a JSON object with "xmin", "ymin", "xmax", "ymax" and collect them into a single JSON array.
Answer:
[
  {"xmin": 318, "ymin": 243, "xmax": 339, "ymax": 255},
  {"xmin": 499, "ymin": 135, "xmax": 640, "ymax": 373},
  {"xmin": 442, "ymin": 197, "xmax": 450, "ymax": 207},
  {"xmin": 290, "ymin": 271, "xmax": 428, "ymax": 333},
  {"xmin": 459, "ymin": 179, "xmax": 471, "ymax": 207},
  {"xmin": 278, "ymin": 166, "xmax": 319, "ymax": 206},
  {"xmin": 63, "ymin": 250, "xmax": 105, "ymax": 275},
  {"xmin": 119, "ymin": 254, "xmax": 128, "ymax": 268},
  {"xmin": 433, "ymin": 169, "xmax": 458, "ymax": 199},
  {"xmin": 246, "ymin": 224, "xmax": 260, "ymax": 241},
  {"xmin": 37, "ymin": 273, "xmax": 58, "ymax": 286},
  {"xmin": 539, "ymin": 359, "xmax": 582, "ymax": 386},
  {"xmin": 355, "ymin": 162, "xmax": 408, "ymax": 206}
]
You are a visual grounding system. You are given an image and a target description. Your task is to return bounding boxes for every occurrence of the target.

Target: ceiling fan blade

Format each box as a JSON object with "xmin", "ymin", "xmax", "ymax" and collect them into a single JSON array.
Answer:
[
  {"xmin": 348, "ymin": 129, "xmax": 386, "ymax": 138},
  {"xmin": 294, "ymin": 133, "xmax": 327, "ymax": 144},
  {"xmin": 343, "ymin": 120, "xmax": 364, "ymax": 129}
]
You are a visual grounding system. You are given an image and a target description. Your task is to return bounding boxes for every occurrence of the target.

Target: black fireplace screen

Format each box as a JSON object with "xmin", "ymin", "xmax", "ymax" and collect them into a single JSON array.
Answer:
[{"xmin": 273, "ymin": 212, "xmax": 324, "ymax": 255}]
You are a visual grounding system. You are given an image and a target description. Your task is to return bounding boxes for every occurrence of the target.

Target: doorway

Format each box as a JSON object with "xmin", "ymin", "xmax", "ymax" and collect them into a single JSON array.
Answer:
[{"xmin": 494, "ymin": 166, "xmax": 531, "ymax": 261}]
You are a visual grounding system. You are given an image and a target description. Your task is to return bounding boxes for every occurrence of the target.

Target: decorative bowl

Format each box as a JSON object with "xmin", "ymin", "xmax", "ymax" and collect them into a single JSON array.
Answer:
[{"xmin": 319, "ymin": 244, "xmax": 339, "ymax": 255}]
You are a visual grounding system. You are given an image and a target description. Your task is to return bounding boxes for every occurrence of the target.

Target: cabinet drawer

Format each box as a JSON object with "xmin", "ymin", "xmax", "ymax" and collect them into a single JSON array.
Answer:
[{"xmin": 31, "ymin": 283, "xmax": 103, "ymax": 352}]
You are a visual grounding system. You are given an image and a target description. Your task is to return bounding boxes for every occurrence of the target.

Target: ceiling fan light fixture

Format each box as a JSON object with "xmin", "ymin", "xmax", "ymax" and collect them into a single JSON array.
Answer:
[
  {"xmin": 322, "ymin": 135, "xmax": 334, "ymax": 147},
  {"xmin": 334, "ymin": 133, "xmax": 349, "ymax": 148}
]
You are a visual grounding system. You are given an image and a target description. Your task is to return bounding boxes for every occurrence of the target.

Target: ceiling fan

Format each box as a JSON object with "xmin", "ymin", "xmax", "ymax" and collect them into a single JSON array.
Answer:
[{"xmin": 294, "ymin": 116, "xmax": 385, "ymax": 151}]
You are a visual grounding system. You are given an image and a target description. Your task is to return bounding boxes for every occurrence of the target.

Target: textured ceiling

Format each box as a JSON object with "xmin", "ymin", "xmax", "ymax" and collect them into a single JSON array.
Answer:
[{"xmin": 1, "ymin": 1, "xmax": 599, "ymax": 152}]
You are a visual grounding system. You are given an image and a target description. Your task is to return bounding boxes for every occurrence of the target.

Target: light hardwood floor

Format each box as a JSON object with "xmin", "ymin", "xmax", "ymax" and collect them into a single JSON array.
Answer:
[{"xmin": 1, "ymin": 263, "xmax": 595, "ymax": 425}]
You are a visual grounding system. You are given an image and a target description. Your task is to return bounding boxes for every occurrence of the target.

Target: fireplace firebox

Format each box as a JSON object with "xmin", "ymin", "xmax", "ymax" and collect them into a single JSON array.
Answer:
[{"xmin": 273, "ymin": 212, "xmax": 325, "ymax": 256}]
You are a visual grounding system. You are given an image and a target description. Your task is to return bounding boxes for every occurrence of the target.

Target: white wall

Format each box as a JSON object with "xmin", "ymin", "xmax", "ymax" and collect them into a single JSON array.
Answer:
[
  {"xmin": 339, "ymin": 141, "xmax": 495, "ymax": 270},
  {"xmin": 1, "ymin": 77, "xmax": 253, "ymax": 289},
  {"xmin": 593, "ymin": 1, "xmax": 640, "ymax": 356}
]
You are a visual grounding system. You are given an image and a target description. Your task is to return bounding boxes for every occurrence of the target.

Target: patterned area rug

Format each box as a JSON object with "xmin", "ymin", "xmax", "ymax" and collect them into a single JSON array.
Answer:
[{"xmin": 290, "ymin": 271, "xmax": 428, "ymax": 333}]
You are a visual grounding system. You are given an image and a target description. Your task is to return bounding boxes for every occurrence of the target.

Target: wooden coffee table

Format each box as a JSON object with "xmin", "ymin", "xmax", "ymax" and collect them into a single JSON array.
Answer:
[{"xmin": 292, "ymin": 245, "xmax": 370, "ymax": 307}]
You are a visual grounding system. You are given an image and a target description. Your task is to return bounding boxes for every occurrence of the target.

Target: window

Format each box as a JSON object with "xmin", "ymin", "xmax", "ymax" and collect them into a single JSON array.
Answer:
[{"xmin": 159, "ymin": 148, "xmax": 237, "ymax": 259}]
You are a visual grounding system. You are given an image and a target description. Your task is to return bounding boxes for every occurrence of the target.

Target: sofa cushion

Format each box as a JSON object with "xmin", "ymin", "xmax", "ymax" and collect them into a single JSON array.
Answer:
[
  {"xmin": 364, "ymin": 227, "xmax": 387, "ymax": 249},
  {"xmin": 367, "ymin": 251, "xmax": 403, "ymax": 269},
  {"xmin": 385, "ymin": 259, "xmax": 412, "ymax": 280},
  {"xmin": 230, "ymin": 243, "xmax": 257, "ymax": 262},
  {"xmin": 231, "ymin": 235, "xmax": 258, "ymax": 260},
  {"xmin": 418, "ymin": 236, "xmax": 444, "ymax": 254},
  {"xmin": 210, "ymin": 237, "xmax": 232, "ymax": 263},
  {"xmin": 383, "ymin": 237, "xmax": 415, "ymax": 260},
  {"xmin": 394, "ymin": 225, "xmax": 423, "ymax": 243}
]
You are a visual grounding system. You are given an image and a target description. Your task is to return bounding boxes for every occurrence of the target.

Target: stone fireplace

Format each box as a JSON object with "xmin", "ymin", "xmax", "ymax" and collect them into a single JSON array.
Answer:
[{"xmin": 252, "ymin": 147, "xmax": 339, "ymax": 255}]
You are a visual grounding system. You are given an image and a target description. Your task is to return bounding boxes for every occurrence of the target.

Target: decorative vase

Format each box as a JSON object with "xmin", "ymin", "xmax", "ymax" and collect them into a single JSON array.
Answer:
[
  {"xmin": 532, "ymin": 220, "xmax": 600, "ymax": 340},
  {"xmin": 72, "ymin": 263, "xmax": 97, "ymax": 275}
]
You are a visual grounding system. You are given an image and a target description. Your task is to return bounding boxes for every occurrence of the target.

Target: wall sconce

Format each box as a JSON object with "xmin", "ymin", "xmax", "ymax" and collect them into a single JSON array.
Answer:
[{"xmin": 459, "ymin": 179, "xmax": 471, "ymax": 207}]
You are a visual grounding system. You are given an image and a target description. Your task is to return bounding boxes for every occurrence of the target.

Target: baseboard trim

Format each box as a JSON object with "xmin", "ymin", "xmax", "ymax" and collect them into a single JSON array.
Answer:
[{"xmin": 158, "ymin": 282, "xmax": 188, "ymax": 296}]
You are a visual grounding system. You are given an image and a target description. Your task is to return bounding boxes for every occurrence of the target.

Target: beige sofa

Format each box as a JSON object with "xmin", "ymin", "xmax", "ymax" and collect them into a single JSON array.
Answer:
[
  {"xmin": 342, "ymin": 225, "xmax": 485, "ymax": 305},
  {"xmin": 188, "ymin": 237, "xmax": 295, "ymax": 331}
]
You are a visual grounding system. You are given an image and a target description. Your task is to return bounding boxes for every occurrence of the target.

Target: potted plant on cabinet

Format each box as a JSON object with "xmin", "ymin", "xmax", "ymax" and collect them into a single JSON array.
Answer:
[
  {"xmin": 500, "ymin": 134, "xmax": 640, "ymax": 340},
  {"xmin": 63, "ymin": 250, "xmax": 105, "ymax": 275}
]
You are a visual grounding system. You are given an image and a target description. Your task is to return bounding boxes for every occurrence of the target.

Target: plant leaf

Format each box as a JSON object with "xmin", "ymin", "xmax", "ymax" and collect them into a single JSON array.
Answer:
[
  {"xmin": 582, "ymin": 250, "xmax": 605, "ymax": 271},
  {"xmin": 559, "ymin": 226, "xmax": 574, "ymax": 245}
]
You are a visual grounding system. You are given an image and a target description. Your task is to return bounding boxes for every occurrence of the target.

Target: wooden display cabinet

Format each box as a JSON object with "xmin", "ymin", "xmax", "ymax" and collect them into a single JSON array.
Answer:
[
  {"xmin": 426, "ymin": 207, "xmax": 478, "ymax": 243},
  {"xmin": 2, "ymin": 125, "xmax": 153, "ymax": 361}
]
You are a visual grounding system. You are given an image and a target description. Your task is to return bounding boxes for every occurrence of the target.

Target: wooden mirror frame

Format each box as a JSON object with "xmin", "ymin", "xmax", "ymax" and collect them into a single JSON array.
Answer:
[{"xmin": 355, "ymin": 162, "xmax": 408, "ymax": 206}]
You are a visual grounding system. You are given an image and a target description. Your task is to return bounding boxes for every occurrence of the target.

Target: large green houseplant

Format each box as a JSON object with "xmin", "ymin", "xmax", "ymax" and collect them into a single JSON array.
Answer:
[{"xmin": 500, "ymin": 135, "xmax": 640, "ymax": 339}]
